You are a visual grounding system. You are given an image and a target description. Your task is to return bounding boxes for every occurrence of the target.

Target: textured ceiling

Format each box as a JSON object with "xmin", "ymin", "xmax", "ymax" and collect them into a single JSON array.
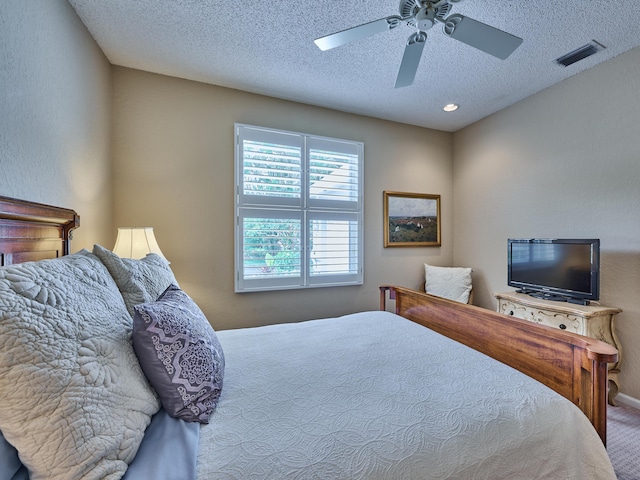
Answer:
[{"xmin": 68, "ymin": 0, "xmax": 640, "ymax": 132}]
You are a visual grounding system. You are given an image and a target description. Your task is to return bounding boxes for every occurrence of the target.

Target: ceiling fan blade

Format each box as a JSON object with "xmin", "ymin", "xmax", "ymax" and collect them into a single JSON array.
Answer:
[
  {"xmin": 442, "ymin": 14, "xmax": 522, "ymax": 60},
  {"xmin": 314, "ymin": 17, "xmax": 399, "ymax": 51},
  {"xmin": 394, "ymin": 32, "xmax": 427, "ymax": 89}
]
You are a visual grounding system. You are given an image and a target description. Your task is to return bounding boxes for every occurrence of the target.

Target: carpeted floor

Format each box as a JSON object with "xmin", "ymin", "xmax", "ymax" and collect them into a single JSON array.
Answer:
[{"xmin": 608, "ymin": 403, "xmax": 640, "ymax": 480}]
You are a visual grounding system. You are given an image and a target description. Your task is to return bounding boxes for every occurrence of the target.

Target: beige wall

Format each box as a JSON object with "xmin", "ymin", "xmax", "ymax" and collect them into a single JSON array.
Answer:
[
  {"xmin": 111, "ymin": 67, "xmax": 453, "ymax": 330},
  {"xmin": 453, "ymin": 46, "xmax": 640, "ymax": 400},
  {"xmin": 0, "ymin": 0, "xmax": 112, "ymax": 247}
]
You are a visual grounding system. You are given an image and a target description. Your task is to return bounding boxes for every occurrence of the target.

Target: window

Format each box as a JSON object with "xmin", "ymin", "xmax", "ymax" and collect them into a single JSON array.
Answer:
[{"xmin": 235, "ymin": 124, "xmax": 363, "ymax": 292}]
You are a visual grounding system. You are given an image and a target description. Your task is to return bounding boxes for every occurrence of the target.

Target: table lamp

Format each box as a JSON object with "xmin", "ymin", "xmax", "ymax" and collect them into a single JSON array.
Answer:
[{"xmin": 112, "ymin": 227, "xmax": 166, "ymax": 260}]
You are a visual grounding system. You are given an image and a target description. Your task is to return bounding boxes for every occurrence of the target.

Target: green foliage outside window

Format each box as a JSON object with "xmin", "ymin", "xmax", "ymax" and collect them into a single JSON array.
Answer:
[{"xmin": 243, "ymin": 218, "xmax": 301, "ymax": 275}]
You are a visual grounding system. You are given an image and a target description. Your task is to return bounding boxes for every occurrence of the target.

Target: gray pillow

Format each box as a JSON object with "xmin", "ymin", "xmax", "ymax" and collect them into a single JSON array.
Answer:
[
  {"xmin": 0, "ymin": 250, "xmax": 160, "ymax": 479},
  {"xmin": 133, "ymin": 285, "xmax": 224, "ymax": 423},
  {"xmin": 93, "ymin": 244, "xmax": 178, "ymax": 317}
]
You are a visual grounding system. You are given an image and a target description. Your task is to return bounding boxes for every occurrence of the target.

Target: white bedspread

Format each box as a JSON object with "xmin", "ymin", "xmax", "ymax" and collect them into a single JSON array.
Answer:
[{"xmin": 196, "ymin": 311, "xmax": 615, "ymax": 479}]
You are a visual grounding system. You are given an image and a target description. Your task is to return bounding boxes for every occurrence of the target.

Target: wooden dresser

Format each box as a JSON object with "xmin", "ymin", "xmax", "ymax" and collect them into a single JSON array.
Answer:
[{"xmin": 494, "ymin": 291, "xmax": 622, "ymax": 405}]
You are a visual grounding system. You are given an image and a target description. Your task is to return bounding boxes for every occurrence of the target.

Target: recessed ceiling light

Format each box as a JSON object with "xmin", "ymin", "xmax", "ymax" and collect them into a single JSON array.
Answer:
[{"xmin": 443, "ymin": 103, "xmax": 459, "ymax": 112}]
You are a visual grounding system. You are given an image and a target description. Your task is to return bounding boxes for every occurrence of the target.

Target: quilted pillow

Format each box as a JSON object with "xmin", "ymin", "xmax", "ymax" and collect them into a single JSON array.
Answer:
[
  {"xmin": 133, "ymin": 284, "xmax": 224, "ymax": 423},
  {"xmin": 424, "ymin": 263, "xmax": 473, "ymax": 303},
  {"xmin": 93, "ymin": 244, "xmax": 178, "ymax": 317},
  {"xmin": 0, "ymin": 251, "xmax": 160, "ymax": 480}
]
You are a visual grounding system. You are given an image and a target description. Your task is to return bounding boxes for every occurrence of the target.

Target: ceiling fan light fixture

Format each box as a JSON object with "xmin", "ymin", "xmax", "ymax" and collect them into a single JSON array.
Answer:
[{"xmin": 443, "ymin": 103, "xmax": 459, "ymax": 112}]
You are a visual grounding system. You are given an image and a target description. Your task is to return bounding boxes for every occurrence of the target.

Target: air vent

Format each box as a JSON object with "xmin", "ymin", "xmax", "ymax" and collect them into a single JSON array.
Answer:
[{"xmin": 555, "ymin": 41, "xmax": 605, "ymax": 67}]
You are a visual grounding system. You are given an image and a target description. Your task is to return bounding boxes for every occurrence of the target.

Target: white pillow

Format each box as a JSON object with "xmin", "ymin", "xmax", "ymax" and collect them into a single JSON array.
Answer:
[
  {"xmin": 0, "ymin": 251, "xmax": 160, "ymax": 479},
  {"xmin": 424, "ymin": 263, "xmax": 472, "ymax": 303}
]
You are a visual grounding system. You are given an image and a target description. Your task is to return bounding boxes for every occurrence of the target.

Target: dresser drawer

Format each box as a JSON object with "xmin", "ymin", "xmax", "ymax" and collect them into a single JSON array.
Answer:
[{"xmin": 498, "ymin": 299, "xmax": 586, "ymax": 334}]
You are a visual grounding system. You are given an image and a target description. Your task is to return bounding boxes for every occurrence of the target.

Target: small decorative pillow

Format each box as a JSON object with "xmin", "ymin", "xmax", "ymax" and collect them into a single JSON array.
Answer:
[
  {"xmin": 133, "ymin": 285, "xmax": 224, "ymax": 423},
  {"xmin": 424, "ymin": 263, "xmax": 473, "ymax": 303},
  {"xmin": 0, "ymin": 251, "xmax": 160, "ymax": 480},
  {"xmin": 93, "ymin": 244, "xmax": 178, "ymax": 316}
]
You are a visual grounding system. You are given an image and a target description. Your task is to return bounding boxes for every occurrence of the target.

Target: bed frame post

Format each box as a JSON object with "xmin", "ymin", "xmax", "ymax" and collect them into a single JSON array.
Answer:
[
  {"xmin": 379, "ymin": 285, "xmax": 394, "ymax": 311},
  {"xmin": 590, "ymin": 351, "xmax": 611, "ymax": 445}
]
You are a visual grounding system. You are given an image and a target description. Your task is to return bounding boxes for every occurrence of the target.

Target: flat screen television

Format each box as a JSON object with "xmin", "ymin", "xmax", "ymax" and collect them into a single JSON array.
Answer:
[{"xmin": 507, "ymin": 238, "xmax": 600, "ymax": 305}]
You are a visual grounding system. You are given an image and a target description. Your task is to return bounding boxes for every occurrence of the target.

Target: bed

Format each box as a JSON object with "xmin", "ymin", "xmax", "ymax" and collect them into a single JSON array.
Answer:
[{"xmin": 0, "ymin": 195, "xmax": 617, "ymax": 479}]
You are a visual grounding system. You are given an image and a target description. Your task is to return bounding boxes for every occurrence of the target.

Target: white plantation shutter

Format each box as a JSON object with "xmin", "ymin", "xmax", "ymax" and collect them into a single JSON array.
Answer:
[
  {"xmin": 235, "ymin": 124, "xmax": 363, "ymax": 292},
  {"xmin": 308, "ymin": 137, "xmax": 360, "ymax": 206},
  {"xmin": 238, "ymin": 127, "xmax": 302, "ymax": 205},
  {"xmin": 308, "ymin": 212, "xmax": 360, "ymax": 285}
]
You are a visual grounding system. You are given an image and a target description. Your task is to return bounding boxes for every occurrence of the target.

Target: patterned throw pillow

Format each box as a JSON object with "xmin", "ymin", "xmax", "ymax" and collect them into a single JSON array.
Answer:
[
  {"xmin": 93, "ymin": 244, "xmax": 178, "ymax": 317},
  {"xmin": 133, "ymin": 285, "xmax": 224, "ymax": 423}
]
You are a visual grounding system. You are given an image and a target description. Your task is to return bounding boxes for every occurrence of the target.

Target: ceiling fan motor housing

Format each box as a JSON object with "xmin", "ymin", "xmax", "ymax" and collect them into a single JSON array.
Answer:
[
  {"xmin": 400, "ymin": 0, "xmax": 452, "ymax": 28},
  {"xmin": 415, "ymin": 7, "xmax": 436, "ymax": 31}
]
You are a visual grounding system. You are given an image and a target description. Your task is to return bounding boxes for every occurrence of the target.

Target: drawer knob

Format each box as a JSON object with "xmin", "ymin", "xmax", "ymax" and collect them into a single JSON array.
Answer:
[
  {"xmin": 509, "ymin": 310, "xmax": 514, "ymax": 316},
  {"xmin": 559, "ymin": 324, "xmax": 567, "ymax": 330}
]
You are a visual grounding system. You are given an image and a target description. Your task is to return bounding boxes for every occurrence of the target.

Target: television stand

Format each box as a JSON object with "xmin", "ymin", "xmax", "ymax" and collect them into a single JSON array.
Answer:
[{"xmin": 495, "ymin": 291, "xmax": 622, "ymax": 405}]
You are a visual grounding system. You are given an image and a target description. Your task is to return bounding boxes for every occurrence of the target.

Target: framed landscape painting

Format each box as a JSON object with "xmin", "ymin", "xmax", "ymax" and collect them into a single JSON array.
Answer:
[{"xmin": 383, "ymin": 191, "xmax": 441, "ymax": 247}]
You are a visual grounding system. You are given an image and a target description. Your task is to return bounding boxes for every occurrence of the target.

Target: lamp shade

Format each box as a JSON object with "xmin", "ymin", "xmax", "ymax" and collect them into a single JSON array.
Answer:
[{"xmin": 112, "ymin": 227, "xmax": 166, "ymax": 260}]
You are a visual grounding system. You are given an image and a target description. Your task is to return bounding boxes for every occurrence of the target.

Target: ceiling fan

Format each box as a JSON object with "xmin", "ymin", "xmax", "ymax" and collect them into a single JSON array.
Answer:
[{"xmin": 314, "ymin": 0, "xmax": 523, "ymax": 88}]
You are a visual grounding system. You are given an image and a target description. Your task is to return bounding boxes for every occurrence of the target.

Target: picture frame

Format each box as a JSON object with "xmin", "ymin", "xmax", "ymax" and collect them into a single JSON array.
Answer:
[{"xmin": 383, "ymin": 191, "xmax": 441, "ymax": 247}]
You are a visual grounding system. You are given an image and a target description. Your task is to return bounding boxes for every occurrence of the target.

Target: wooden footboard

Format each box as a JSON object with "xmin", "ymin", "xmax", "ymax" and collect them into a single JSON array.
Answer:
[{"xmin": 380, "ymin": 285, "xmax": 617, "ymax": 445}]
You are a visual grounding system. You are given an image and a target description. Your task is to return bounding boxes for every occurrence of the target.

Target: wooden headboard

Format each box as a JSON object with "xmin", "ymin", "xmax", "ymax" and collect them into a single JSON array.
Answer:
[{"xmin": 0, "ymin": 195, "xmax": 80, "ymax": 266}]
